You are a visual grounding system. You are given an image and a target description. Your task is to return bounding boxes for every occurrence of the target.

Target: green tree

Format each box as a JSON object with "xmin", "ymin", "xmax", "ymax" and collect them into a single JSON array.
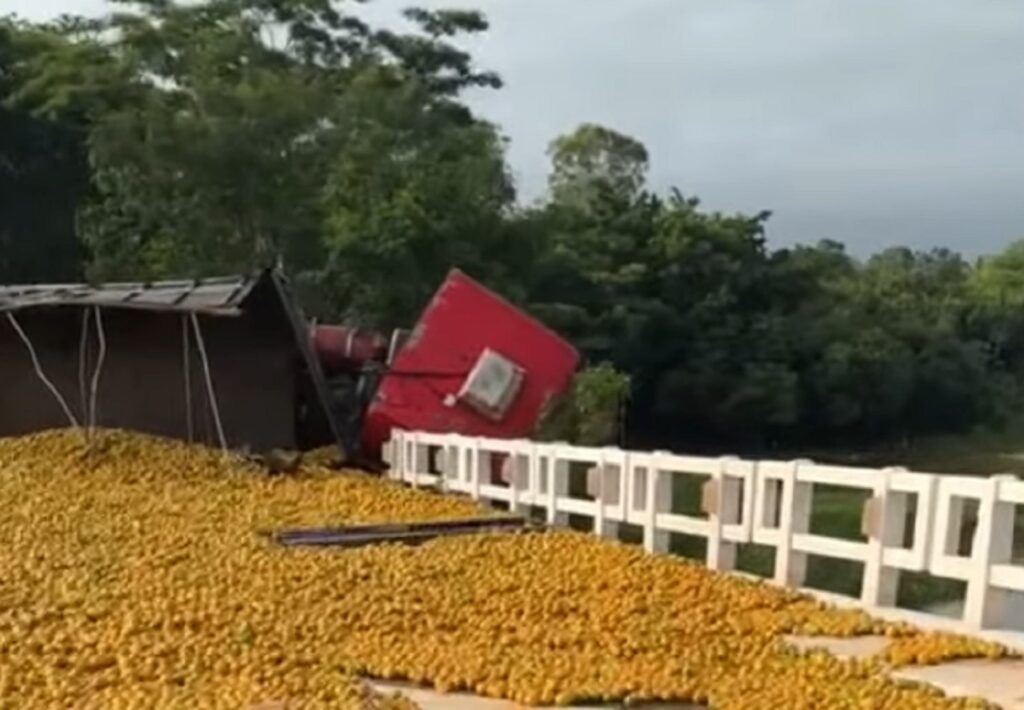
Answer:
[
  {"xmin": 526, "ymin": 125, "xmax": 1014, "ymax": 450},
  {"xmin": 547, "ymin": 123, "xmax": 649, "ymax": 211},
  {"xmin": 0, "ymin": 20, "xmax": 93, "ymax": 283},
  {"xmin": 528, "ymin": 124, "xmax": 659, "ymax": 365},
  {"xmin": 317, "ymin": 65, "xmax": 514, "ymax": 327},
  {"xmin": 536, "ymin": 363, "xmax": 630, "ymax": 446},
  {"xmin": 970, "ymin": 240, "xmax": 1024, "ymax": 307},
  {"xmin": 636, "ymin": 191, "xmax": 784, "ymax": 446},
  {"xmin": 965, "ymin": 239, "xmax": 1024, "ymax": 386},
  {"xmin": 75, "ymin": 0, "xmax": 371, "ymax": 280},
  {"xmin": 11, "ymin": 1, "xmax": 505, "ymax": 294},
  {"xmin": 528, "ymin": 124, "xmax": 788, "ymax": 448}
]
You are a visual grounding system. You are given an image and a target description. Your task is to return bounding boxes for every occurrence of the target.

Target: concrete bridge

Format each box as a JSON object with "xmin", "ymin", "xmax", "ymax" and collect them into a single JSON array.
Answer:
[{"xmin": 384, "ymin": 430, "xmax": 1024, "ymax": 708}]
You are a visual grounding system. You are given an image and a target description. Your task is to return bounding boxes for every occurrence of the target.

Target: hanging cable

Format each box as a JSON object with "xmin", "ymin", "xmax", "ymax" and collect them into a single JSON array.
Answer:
[
  {"xmin": 189, "ymin": 312, "xmax": 227, "ymax": 453},
  {"xmin": 5, "ymin": 311, "xmax": 81, "ymax": 430},
  {"xmin": 87, "ymin": 306, "xmax": 107, "ymax": 437},
  {"xmin": 182, "ymin": 314, "xmax": 194, "ymax": 443},
  {"xmin": 78, "ymin": 309, "xmax": 89, "ymax": 423}
]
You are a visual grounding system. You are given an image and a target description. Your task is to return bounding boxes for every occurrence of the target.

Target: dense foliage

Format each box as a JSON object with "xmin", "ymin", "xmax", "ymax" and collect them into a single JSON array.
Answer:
[{"xmin": 2, "ymin": 2, "xmax": 1022, "ymax": 452}]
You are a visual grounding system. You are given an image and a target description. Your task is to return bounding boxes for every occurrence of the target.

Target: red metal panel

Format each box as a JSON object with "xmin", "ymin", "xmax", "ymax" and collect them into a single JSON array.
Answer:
[{"xmin": 361, "ymin": 269, "xmax": 580, "ymax": 457}]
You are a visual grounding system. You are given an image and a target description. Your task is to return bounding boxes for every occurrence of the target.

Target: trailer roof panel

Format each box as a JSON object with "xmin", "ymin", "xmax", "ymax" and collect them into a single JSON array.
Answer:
[{"xmin": 0, "ymin": 274, "xmax": 258, "ymax": 315}]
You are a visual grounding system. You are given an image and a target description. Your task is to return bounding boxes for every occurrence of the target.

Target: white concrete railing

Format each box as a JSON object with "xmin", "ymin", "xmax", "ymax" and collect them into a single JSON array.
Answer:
[{"xmin": 382, "ymin": 430, "xmax": 1024, "ymax": 641}]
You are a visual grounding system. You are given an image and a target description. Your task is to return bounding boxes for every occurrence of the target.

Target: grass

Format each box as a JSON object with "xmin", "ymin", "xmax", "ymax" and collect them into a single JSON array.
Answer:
[{"xmin": 785, "ymin": 419, "xmax": 1024, "ymax": 476}]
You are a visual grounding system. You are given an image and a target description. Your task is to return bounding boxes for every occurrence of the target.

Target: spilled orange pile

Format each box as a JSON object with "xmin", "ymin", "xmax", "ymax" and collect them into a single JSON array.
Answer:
[{"xmin": 0, "ymin": 429, "xmax": 1012, "ymax": 709}]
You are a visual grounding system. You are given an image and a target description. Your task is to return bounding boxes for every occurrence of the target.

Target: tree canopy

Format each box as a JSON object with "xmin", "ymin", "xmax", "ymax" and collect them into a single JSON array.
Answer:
[{"xmin": 3, "ymin": 2, "xmax": 1024, "ymax": 452}]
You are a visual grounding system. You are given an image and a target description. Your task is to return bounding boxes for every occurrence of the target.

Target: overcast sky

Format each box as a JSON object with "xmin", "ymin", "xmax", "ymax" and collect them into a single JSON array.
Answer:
[{"xmin": 5, "ymin": 0, "xmax": 1024, "ymax": 256}]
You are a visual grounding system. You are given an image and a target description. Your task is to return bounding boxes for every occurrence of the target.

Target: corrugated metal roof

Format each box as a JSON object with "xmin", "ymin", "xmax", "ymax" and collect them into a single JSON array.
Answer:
[{"xmin": 0, "ymin": 274, "xmax": 259, "ymax": 316}]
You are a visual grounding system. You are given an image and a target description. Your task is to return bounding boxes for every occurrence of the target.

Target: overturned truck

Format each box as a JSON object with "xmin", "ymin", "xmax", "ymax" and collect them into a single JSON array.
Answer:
[{"xmin": 0, "ymin": 268, "xmax": 579, "ymax": 464}]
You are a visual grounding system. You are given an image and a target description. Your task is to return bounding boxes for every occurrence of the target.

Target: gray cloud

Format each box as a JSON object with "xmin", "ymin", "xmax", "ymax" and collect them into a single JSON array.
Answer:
[
  {"xmin": 9, "ymin": 0, "xmax": 1024, "ymax": 255},
  {"xmin": 363, "ymin": 0, "xmax": 1024, "ymax": 255}
]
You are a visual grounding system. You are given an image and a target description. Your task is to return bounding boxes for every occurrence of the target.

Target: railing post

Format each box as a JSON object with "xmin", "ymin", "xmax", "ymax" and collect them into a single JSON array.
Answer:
[
  {"xmin": 505, "ymin": 448, "xmax": 519, "ymax": 513},
  {"xmin": 625, "ymin": 457, "xmax": 642, "ymax": 522},
  {"xmin": 943, "ymin": 495, "xmax": 969, "ymax": 557},
  {"xmin": 505, "ymin": 442, "xmax": 530, "ymax": 515},
  {"xmin": 469, "ymin": 438, "xmax": 482, "ymax": 500},
  {"xmin": 705, "ymin": 456, "xmax": 741, "ymax": 572},
  {"xmin": 409, "ymin": 433, "xmax": 422, "ymax": 488},
  {"xmin": 402, "ymin": 434, "xmax": 413, "ymax": 484},
  {"xmin": 913, "ymin": 475, "xmax": 938, "ymax": 572},
  {"xmin": 964, "ymin": 475, "xmax": 1018, "ymax": 629},
  {"xmin": 591, "ymin": 460, "xmax": 606, "ymax": 538},
  {"xmin": 861, "ymin": 467, "xmax": 904, "ymax": 608},
  {"xmin": 760, "ymin": 472, "xmax": 781, "ymax": 530},
  {"xmin": 644, "ymin": 452, "xmax": 671, "ymax": 554},
  {"xmin": 591, "ymin": 448, "xmax": 624, "ymax": 539},
  {"xmin": 433, "ymin": 443, "xmax": 447, "ymax": 493},
  {"xmin": 774, "ymin": 459, "xmax": 812, "ymax": 588},
  {"xmin": 609, "ymin": 450, "xmax": 628, "ymax": 537},
  {"xmin": 548, "ymin": 444, "xmax": 570, "ymax": 526},
  {"xmin": 526, "ymin": 442, "xmax": 540, "ymax": 514},
  {"xmin": 442, "ymin": 439, "xmax": 460, "ymax": 492}
]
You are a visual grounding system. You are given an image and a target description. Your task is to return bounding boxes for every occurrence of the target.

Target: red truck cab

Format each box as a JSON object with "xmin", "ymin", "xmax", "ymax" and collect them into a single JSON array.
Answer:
[{"xmin": 360, "ymin": 269, "xmax": 580, "ymax": 459}]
